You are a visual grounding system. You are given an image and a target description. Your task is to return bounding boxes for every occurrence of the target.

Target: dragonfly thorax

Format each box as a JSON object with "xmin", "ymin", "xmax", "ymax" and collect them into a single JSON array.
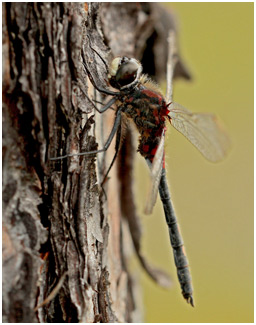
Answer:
[{"xmin": 115, "ymin": 83, "xmax": 170, "ymax": 162}]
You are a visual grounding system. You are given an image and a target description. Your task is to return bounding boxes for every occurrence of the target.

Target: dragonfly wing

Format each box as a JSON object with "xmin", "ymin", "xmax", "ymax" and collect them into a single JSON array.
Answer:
[
  {"xmin": 144, "ymin": 131, "xmax": 165, "ymax": 215},
  {"xmin": 169, "ymin": 102, "xmax": 231, "ymax": 162}
]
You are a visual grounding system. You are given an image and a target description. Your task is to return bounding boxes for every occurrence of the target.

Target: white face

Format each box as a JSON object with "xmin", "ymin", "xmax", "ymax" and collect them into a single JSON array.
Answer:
[
  {"xmin": 108, "ymin": 57, "xmax": 142, "ymax": 90},
  {"xmin": 108, "ymin": 57, "xmax": 122, "ymax": 78}
]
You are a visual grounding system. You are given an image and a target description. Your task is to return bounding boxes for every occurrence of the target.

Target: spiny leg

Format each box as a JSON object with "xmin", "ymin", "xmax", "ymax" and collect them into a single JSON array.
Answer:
[
  {"xmin": 50, "ymin": 108, "xmax": 122, "ymax": 161},
  {"xmin": 94, "ymin": 97, "xmax": 118, "ymax": 113},
  {"xmin": 81, "ymin": 90, "xmax": 117, "ymax": 114},
  {"xmin": 101, "ymin": 123, "xmax": 122, "ymax": 187},
  {"xmin": 93, "ymin": 99, "xmax": 115, "ymax": 111},
  {"xmin": 71, "ymin": 80, "xmax": 117, "ymax": 114}
]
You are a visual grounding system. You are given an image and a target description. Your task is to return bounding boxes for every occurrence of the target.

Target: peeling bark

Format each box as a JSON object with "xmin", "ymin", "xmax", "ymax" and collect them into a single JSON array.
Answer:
[{"xmin": 2, "ymin": 3, "xmax": 189, "ymax": 322}]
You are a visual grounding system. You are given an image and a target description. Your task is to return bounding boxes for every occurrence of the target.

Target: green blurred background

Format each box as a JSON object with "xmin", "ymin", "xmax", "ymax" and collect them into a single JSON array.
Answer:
[{"xmin": 133, "ymin": 3, "xmax": 253, "ymax": 322}]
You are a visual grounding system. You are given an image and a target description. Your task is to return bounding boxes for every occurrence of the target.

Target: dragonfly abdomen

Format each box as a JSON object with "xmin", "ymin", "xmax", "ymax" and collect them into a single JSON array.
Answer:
[{"xmin": 159, "ymin": 168, "xmax": 194, "ymax": 307}]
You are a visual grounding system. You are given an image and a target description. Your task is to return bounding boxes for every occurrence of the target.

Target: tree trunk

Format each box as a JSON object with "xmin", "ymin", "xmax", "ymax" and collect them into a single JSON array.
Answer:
[{"xmin": 2, "ymin": 3, "xmax": 189, "ymax": 322}]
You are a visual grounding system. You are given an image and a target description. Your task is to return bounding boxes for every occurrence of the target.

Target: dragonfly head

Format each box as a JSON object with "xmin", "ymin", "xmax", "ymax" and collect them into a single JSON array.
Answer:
[{"xmin": 108, "ymin": 57, "xmax": 142, "ymax": 91}]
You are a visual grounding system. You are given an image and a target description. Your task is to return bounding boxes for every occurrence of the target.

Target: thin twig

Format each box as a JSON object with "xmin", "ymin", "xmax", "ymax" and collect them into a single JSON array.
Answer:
[
  {"xmin": 166, "ymin": 30, "xmax": 178, "ymax": 103},
  {"xmin": 34, "ymin": 271, "xmax": 68, "ymax": 311}
]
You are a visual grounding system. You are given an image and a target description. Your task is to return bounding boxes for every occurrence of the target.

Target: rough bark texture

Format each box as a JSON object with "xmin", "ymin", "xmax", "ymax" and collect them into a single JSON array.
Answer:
[{"xmin": 2, "ymin": 3, "xmax": 189, "ymax": 322}]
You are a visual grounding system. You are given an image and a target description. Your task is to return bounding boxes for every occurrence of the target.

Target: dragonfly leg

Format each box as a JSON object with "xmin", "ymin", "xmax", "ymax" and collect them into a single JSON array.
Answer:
[
  {"xmin": 159, "ymin": 167, "xmax": 194, "ymax": 307},
  {"xmin": 76, "ymin": 84, "xmax": 117, "ymax": 114},
  {"xmin": 86, "ymin": 96, "xmax": 117, "ymax": 114},
  {"xmin": 50, "ymin": 109, "xmax": 122, "ymax": 161},
  {"xmin": 94, "ymin": 96, "xmax": 117, "ymax": 113},
  {"xmin": 92, "ymin": 99, "xmax": 115, "ymax": 111},
  {"xmin": 101, "ymin": 123, "xmax": 122, "ymax": 187}
]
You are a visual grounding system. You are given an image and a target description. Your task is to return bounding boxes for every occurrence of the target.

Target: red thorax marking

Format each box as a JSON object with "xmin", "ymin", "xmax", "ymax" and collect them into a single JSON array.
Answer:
[
  {"xmin": 141, "ymin": 89, "xmax": 163, "ymax": 105},
  {"xmin": 142, "ymin": 144, "xmax": 149, "ymax": 153},
  {"xmin": 126, "ymin": 97, "xmax": 134, "ymax": 103}
]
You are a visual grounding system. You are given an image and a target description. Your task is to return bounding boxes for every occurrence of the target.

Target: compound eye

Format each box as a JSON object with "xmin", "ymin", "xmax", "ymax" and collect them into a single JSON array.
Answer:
[{"xmin": 115, "ymin": 61, "xmax": 139, "ymax": 87}]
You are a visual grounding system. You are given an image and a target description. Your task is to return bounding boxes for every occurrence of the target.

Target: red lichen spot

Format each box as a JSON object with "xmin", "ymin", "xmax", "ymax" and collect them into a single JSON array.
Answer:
[{"xmin": 84, "ymin": 3, "xmax": 88, "ymax": 12}]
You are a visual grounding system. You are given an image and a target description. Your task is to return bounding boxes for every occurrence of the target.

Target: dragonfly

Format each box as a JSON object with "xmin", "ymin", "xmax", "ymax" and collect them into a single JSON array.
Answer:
[{"xmin": 50, "ymin": 32, "xmax": 230, "ymax": 307}]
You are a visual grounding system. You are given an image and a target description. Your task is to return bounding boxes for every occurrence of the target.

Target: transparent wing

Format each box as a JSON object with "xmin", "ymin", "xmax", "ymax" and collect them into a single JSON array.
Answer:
[
  {"xmin": 144, "ymin": 131, "xmax": 165, "ymax": 215},
  {"xmin": 169, "ymin": 102, "xmax": 231, "ymax": 162}
]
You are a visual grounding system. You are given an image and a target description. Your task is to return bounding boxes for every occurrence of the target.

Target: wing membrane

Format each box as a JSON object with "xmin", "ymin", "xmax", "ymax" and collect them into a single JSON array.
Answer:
[
  {"xmin": 169, "ymin": 102, "xmax": 231, "ymax": 162},
  {"xmin": 144, "ymin": 131, "xmax": 165, "ymax": 215}
]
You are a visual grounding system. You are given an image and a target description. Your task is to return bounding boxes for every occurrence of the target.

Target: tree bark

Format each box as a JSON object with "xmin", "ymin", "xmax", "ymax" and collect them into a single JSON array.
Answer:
[{"xmin": 2, "ymin": 3, "xmax": 189, "ymax": 322}]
